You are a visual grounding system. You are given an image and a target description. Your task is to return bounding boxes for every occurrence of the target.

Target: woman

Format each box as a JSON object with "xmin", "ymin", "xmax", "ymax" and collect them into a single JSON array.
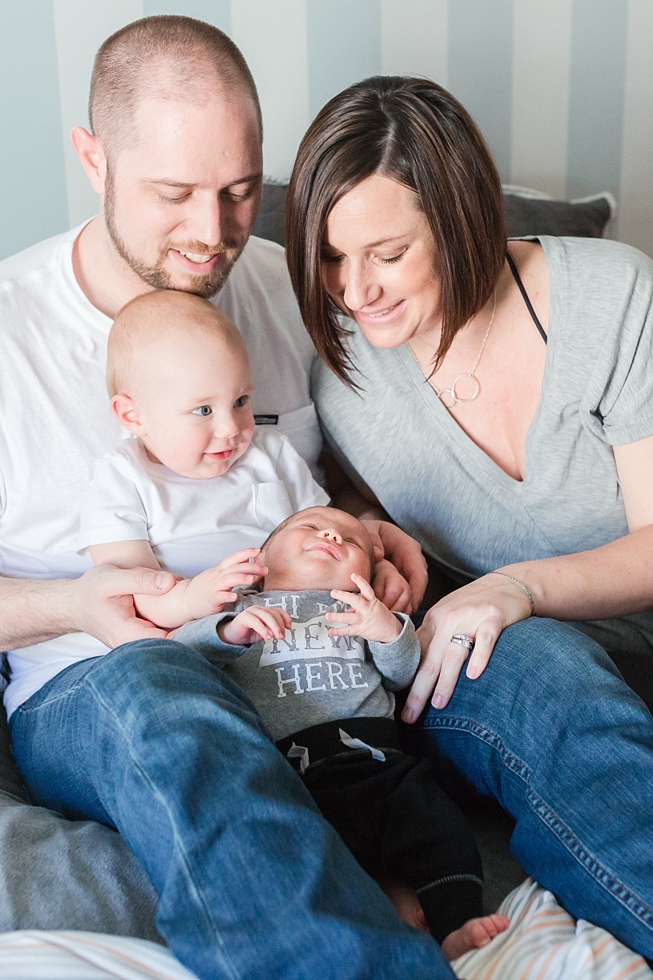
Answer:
[{"xmin": 286, "ymin": 76, "xmax": 653, "ymax": 958}]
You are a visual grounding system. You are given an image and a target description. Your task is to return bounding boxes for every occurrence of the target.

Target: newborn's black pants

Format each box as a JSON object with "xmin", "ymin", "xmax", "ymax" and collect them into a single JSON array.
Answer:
[{"xmin": 276, "ymin": 717, "xmax": 483, "ymax": 943}]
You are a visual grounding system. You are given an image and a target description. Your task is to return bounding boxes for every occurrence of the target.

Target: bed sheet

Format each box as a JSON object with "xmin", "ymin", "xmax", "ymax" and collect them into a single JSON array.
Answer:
[{"xmin": 0, "ymin": 879, "xmax": 649, "ymax": 980}]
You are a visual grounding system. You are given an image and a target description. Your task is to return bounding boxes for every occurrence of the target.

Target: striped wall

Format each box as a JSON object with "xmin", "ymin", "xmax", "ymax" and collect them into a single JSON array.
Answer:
[{"xmin": 1, "ymin": 0, "xmax": 653, "ymax": 260}]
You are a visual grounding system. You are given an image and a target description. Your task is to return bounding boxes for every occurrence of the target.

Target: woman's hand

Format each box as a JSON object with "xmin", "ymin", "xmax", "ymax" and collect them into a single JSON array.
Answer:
[
  {"xmin": 361, "ymin": 520, "xmax": 428, "ymax": 612},
  {"xmin": 370, "ymin": 558, "xmax": 412, "ymax": 612},
  {"xmin": 401, "ymin": 574, "xmax": 533, "ymax": 722}
]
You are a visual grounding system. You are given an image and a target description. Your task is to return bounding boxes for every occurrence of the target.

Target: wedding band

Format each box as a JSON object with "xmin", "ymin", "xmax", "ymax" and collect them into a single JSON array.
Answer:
[{"xmin": 450, "ymin": 634, "xmax": 475, "ymax": 650}]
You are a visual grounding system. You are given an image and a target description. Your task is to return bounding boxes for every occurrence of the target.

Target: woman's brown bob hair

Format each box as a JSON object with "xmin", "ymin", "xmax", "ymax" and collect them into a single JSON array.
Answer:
[{"xmin": 286, "ymin": 75, "xmax": 506, "ymax": 383}]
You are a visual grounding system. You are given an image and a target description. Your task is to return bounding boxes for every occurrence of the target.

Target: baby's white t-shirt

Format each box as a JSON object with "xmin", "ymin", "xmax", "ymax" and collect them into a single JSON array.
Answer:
[
  {"xmin": 78, "ymin": 429, "xmax": 329, "ymax": 576},
  {"xmin": 5, "ymin": 430, "xmax": 328, "ymax": 719}
]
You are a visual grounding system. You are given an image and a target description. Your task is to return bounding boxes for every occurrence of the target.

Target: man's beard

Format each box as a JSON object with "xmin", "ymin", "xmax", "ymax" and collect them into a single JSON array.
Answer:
[{"xmin": 104, "ymin": 169, "xmax": 243, "ymax": 299}]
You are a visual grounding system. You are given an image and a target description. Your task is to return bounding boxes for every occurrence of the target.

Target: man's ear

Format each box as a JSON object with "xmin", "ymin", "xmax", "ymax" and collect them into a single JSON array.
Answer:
[
  {"xmin": 71, "ymin": 127, "xmax": 107, "ymax": 195},
  {"xmin": 111, "ymin": 394, "xmax": 145, "ymax": 436}
]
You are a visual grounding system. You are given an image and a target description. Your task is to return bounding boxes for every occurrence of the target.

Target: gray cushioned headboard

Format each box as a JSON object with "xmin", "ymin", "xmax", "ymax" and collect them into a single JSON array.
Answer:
[{"xmin": 252, "ymin": 182, "xmax": 615, "ymax": 248}]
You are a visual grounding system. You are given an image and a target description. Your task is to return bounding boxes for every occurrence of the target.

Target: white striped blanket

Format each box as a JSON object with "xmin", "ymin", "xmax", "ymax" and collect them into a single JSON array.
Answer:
[
  {"xmin": 0, "ymin": 879, "xmax": 648, "ymax": 980},
  {"xmin": 452, "ymin": 878, "xmax": 652, "ymax": 980}
]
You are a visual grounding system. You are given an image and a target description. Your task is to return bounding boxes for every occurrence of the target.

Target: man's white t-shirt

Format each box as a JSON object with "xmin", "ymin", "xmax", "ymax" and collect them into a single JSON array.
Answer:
[{"xmin": 0, "ymin": 224, "xmax": 321, "ymax": 716}]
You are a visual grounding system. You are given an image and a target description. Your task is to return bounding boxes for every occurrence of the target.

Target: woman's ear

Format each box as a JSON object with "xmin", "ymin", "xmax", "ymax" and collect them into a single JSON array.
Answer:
[{"xmin": 111, "ymin": 394, "xmax": 145, "ymax": 436}]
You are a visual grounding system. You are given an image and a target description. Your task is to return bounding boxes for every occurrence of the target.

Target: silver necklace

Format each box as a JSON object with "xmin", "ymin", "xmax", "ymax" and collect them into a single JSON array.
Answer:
[{"xmin": 408, "ymin": 289, "xmax": 496, "ymax": 407}]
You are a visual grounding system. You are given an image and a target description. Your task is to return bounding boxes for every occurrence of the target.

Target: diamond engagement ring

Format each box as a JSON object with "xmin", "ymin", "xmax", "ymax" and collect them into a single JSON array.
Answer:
[{"xmin": 450, "ymin": 634, "xmax": 475, "ymax": 650}]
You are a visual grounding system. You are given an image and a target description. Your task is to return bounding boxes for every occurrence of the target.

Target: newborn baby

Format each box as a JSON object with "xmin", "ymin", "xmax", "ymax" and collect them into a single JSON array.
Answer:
[{"xmin": 175, "ymin": 506, "xmax": 508, "ymax": 960}]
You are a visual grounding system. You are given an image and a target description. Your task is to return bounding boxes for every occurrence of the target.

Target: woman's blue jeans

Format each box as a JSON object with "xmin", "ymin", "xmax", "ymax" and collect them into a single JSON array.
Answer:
[
  {"xmin": 413, "ymin": 617, "xmax": 653, "ymax": 960},
  {"xmin": 10, "ymin": 639, "xmax": 450, "ymax": 980},
  {"xmin": 10, "ymin": 617, "xmax": 653, "ymax": 975}
]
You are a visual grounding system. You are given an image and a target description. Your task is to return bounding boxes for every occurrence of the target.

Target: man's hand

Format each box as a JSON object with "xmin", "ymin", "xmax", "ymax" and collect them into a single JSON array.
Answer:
[
  {"xmin": 327, "ymin": 574, "xmax": 402, "ymax": 644},
  {"xmin": 361, "ymin": 521, "xmax": 428, "ymax": 613},
  {"xmin": 72, "ymin": 564, "xmax": 177, "ymax": 648},
  {"xmin": 219, "ymin": 605, "xmax": 292, "ymax": 646}
]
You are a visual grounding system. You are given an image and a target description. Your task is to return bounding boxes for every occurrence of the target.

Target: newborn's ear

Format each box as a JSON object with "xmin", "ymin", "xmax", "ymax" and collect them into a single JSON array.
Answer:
[{"xmin": 111, "ymin": 393, "xmax": 145, "ymax": 435}]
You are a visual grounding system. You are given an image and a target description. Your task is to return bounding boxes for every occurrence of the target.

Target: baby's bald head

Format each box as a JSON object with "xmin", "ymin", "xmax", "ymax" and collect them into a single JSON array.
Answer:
[
  {"xmin": 106, "ymin": 290, "xmax": 254, "ymax": 480},
  {"xmin": 107, "ymin": 290, "xmax": 246, "ymax": 399}
]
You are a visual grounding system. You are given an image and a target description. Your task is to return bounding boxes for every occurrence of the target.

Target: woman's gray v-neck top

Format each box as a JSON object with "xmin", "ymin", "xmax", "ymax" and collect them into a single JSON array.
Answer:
[{"xmin": 312, "ymin": 237, "xmax": 653, "ymax": 653}]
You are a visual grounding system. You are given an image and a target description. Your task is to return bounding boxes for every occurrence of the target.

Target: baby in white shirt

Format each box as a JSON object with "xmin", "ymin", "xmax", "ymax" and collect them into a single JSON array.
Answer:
[{"xmin": 78, "ymin": 289, "xmax": 329, "ymax": 629}]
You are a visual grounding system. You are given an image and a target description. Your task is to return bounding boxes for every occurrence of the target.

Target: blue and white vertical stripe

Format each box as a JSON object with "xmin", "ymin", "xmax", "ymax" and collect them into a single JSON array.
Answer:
[{"xmin": 1, "ymin": 0, "xmax": 652, "ymax": 260}]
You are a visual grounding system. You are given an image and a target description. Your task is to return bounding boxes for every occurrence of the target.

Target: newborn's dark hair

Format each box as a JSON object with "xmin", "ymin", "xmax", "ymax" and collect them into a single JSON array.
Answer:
[{"xmin": 260, "ymin": 508, "xmax": 376, "ymax": 582}]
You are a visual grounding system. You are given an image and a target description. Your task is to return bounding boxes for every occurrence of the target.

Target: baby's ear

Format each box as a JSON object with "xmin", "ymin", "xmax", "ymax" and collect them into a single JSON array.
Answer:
[{"xmin": 111, "ymin": 394, "xmax": 145, "ymax": 435}]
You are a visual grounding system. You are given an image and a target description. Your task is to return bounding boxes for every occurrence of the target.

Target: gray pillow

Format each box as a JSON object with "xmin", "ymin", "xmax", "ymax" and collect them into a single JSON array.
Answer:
[
  {"xmin": 252, "ymin": 181, "xmax": 615, "ymax": 247},
  {"xmin": 252, "ymin": 181, "xmax": 288, "ymax": 247},
  {"xmin": 0, "ymin": 672, "xmax": 160, "ymax": 939},
  {"xmin": 502, "ymin": 187, "xmax": 615, "ymax": 239}
]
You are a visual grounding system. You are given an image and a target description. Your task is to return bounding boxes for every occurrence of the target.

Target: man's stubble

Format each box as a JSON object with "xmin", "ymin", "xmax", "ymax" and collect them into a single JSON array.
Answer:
[{"xmin": 103, "ymin": 165, "xmax": 243, "ymax": 299}]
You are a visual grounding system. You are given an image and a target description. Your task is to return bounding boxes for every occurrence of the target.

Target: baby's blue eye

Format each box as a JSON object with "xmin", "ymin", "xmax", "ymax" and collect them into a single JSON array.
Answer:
[
  {"xmin": 234, "ymin": 395, "xmax": 249, "ymax": 408},
  {"xmin": 193, "ymin": 405, "xmax": 212, "ymax": 417}
]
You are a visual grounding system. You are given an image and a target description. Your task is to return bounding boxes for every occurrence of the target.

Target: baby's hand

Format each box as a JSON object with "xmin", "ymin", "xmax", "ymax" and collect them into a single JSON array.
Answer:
[
  {"xmin": 219, "ymin": 605, "xmax": 292, "ymax": 646},
  {"xmin": 326, "ymin": 574, "xmax": 402, "ymax": 644},
  {"xmin": 184, "ymin": 548, "xmax": 268, "ymax": 620}
]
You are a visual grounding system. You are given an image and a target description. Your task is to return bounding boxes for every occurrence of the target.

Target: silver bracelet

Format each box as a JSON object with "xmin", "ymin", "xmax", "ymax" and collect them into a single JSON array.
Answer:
[{"xmin": 489, "ymin": 571, "xmax": 535, "ymax": 615}]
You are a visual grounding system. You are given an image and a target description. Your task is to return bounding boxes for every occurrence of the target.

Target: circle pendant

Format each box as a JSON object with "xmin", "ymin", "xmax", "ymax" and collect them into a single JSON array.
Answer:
[
  {"xmin": 437, "ymin": 374, "xmax": 480, "ymax": 406},
  {"xmin": 438, "ymin": 388, "xmax": 457, "ymax": 409},
  {"xmin": 449, "ymin": 373, "xmax": 480, "ymax": 404}
]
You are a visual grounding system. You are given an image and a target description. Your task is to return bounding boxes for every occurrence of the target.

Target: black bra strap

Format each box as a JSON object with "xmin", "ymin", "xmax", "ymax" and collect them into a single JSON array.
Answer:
[{"xmin": 506, "ymin": 252, "xmax": 547, "ymax": 344}]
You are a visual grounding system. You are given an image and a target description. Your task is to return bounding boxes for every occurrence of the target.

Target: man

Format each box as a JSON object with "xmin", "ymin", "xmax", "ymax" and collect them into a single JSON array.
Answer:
[{"xmin": 0, "ymin": 16, "xmax": 448, "ymax": 980}]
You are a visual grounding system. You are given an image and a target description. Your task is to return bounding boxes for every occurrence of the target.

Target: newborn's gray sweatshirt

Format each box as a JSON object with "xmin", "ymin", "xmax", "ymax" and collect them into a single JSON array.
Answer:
[{"xmin": 174, "ymin": 589, "xmax": 419, "ymax": 742}]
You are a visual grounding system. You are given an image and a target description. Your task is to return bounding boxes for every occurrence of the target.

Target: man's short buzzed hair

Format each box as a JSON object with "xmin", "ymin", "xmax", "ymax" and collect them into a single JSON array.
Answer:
[{"xmin": 89, "ymin": 15, "xmax": 262, "ymax": 155}]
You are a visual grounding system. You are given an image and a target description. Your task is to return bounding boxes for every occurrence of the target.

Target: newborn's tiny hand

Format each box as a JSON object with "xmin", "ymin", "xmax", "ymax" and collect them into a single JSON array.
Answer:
[
  {"xmin": 219, "ymin": 605, "xmax": 292, "ymax": 646},
  {"xmin": 327, "ymin": 574, "xmax": 402, "ymax": 644}
]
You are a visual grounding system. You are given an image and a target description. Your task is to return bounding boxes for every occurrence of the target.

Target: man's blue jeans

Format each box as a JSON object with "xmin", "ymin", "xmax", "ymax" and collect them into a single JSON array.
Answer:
[
  {"xmin": 10, "ymin": 618, "xmax": 653, "ymax": 975},
  {"xmin": 10, "ymin": 639, "xmax": 450, "ymax": 980}
]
